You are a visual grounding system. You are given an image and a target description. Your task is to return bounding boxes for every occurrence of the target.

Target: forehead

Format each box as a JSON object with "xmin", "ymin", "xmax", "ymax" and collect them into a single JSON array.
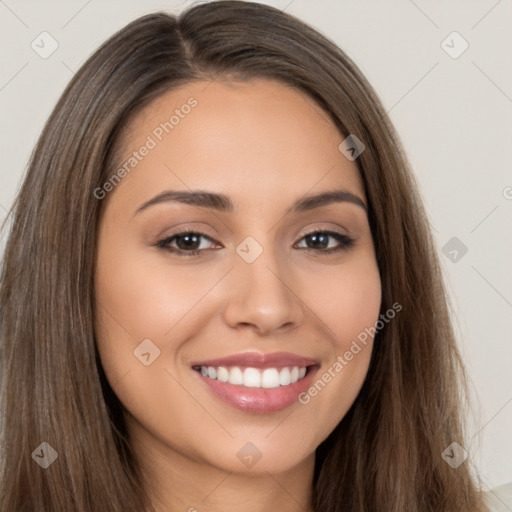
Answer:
[{"xmin": 108, "ymin": 78, "xmax": 365, "ymax": 211}]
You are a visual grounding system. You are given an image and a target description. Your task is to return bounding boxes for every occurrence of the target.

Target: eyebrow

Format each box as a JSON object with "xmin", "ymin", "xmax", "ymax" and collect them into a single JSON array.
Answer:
[{"xmin": 134, "ymin": 188, "xmax": 368, "ymax": 216}]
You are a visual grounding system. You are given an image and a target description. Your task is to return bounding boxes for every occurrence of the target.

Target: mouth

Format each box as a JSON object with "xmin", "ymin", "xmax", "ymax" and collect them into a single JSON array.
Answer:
[{"xmin": 191, "ymin": 352, "xmax": 319, "ymax": 413}]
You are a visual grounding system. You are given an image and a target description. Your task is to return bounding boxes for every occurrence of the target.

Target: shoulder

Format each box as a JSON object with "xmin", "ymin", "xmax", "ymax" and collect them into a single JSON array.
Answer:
[{"xmin": 484, "ymin": 482, "xmax": 512, "ymax": 511}]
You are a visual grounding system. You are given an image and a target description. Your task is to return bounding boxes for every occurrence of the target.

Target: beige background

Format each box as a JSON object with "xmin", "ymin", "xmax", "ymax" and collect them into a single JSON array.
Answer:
[{"xmin": 0, "ymin": 0, "xmax": 511, "ymax": 491}]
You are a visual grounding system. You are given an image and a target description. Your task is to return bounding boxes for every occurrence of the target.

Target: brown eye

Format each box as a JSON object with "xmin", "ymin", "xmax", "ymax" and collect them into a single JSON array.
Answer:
[
  {"xmin": 172, "ymin": 233, "xmax": 202, "ymax": 251},
  {"xmin": 156, "ymin": 231, "xmax": 219, "ymax": 257},
  {"xmin": 296, "ymin": 230, "xmax": 354, "ymax": 253}
]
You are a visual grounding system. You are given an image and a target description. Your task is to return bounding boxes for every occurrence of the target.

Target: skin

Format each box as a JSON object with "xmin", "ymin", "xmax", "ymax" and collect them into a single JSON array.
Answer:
[{"xmin": 94, "ymin": 78, "xmax": 382, "ymax": 512}]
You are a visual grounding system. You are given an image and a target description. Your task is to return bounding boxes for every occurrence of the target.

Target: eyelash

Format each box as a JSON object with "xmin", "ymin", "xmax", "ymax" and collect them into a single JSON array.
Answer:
[{"xmin": 155, "ymin": 228, "xmax": 355, "ymax": 258}]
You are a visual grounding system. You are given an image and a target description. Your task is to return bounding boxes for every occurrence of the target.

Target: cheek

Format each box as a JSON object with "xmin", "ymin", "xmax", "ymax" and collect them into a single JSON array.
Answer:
[
  {"xmin": 94, "ymin": 241, "xmax": 216, "ymax": 342},
  {"xmin": 93, "ymin": 242, "xmax": 212, "ymax": 444},
  {"xmin": 308, "ymin": 253, "xmax": 382, "ymax": 347},
  {"xmin": 292, "ymin": 254, "xmax": 381, "ymax": 440},
  {"xmin": 93, "ymin": 237, "xmax": 227, "ymax": 409}
]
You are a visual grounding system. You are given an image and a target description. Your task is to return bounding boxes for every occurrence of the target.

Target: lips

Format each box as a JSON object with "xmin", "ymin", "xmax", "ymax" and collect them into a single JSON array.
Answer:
[
  {"xmin": 191, "ymin": 351, "xmax": 318, "ymax": 369},
  {"xmin": 191, "ymin": 351, "xmax": 319, "ymax": 413}
]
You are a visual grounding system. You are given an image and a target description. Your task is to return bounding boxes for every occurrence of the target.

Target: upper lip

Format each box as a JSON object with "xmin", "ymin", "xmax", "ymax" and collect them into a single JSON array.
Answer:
[{"xmin": 191, "ymin": 351, "xmax": 319, "ymax": 369}]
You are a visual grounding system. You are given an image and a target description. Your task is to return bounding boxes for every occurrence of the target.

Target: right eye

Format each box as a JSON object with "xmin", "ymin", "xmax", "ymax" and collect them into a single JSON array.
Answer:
[{"xmin": 156, "ymin": 230, "xmax": 221, "ymax": 257}]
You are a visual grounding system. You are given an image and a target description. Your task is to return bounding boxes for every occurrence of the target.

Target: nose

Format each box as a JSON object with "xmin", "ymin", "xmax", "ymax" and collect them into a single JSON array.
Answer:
[{"xmin": 223, "ymin": 244, "xmax": 305, "ymax": 336}]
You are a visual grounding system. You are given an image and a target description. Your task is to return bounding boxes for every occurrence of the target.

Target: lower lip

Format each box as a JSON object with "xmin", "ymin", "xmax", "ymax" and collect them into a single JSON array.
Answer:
[{"xmin": 194, "ymin": 367, "xmax": 319, "ymax": 413}]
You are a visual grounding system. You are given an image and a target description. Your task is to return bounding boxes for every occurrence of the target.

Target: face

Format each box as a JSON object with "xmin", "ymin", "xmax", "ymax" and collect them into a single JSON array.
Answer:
[{"xmin": 94, "ymin": 78, "xmax": 381, "ymax": 478}]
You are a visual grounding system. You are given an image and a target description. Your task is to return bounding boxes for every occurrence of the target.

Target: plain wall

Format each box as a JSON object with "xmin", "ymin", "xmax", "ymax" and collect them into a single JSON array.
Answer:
[{"xmin": 1, "ymin": 0, "xmax": 511, "ymax": 492}]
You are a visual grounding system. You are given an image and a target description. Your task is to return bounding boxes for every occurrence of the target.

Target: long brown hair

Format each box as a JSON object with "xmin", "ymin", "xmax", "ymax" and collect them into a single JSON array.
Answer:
[{"xmin": 0, "ymin": 2, "xmax": 489, "ymax": 510}]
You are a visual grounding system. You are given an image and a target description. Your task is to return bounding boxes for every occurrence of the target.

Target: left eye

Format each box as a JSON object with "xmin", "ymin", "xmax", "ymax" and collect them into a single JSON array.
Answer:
[{"xmin": 295, "ymin": 231, "xmax": 353, "ymax": 251}]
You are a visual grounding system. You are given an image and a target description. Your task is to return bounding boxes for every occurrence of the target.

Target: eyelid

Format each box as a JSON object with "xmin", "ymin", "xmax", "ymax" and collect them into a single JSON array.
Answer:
[
  {"xmin": 156, "ymin": 228, "xmax": 220, "ymax": 248},
  {"xmin": 299, "ymin": 224, "xmax": 349, "ymax": 237},
  {"xmin": 156, "ymin": 223, "xmax": 218, "ymax": 240}
]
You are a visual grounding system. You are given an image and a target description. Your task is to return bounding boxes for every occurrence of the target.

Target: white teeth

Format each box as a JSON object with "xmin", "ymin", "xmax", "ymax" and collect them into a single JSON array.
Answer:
[
  {"xmin": 243, "ymin": 367, "xmax": 261, "ymax": 388},
  {"xmin": 279, "ymin": 367, "xmax": 291, "ymax": 386},
  {"xmin": 217, "ymin": 366, "xmax": 229, "ymax": 382},
  {"xmin": 197, "ymin": 365, "xmax": 308, "ymax": 388},
  {"xmin": 261, "ymin": 368, "xmax": 280, "ymax": 388},
  {"xmin": 228, "ymin": 367, "xmax": 244, "ymax": 385}
]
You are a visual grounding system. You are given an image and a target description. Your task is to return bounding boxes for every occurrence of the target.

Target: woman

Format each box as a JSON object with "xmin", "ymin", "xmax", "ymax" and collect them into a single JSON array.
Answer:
[{"xmin": 0, "ymin": 1, "xmax": 499, "ymax": 510}]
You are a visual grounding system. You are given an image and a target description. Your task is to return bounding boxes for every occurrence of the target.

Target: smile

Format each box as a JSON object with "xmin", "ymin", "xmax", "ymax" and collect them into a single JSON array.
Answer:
[{"xmin": 191, "ymin": 352, "xmax": 319, "ymax": 413}]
